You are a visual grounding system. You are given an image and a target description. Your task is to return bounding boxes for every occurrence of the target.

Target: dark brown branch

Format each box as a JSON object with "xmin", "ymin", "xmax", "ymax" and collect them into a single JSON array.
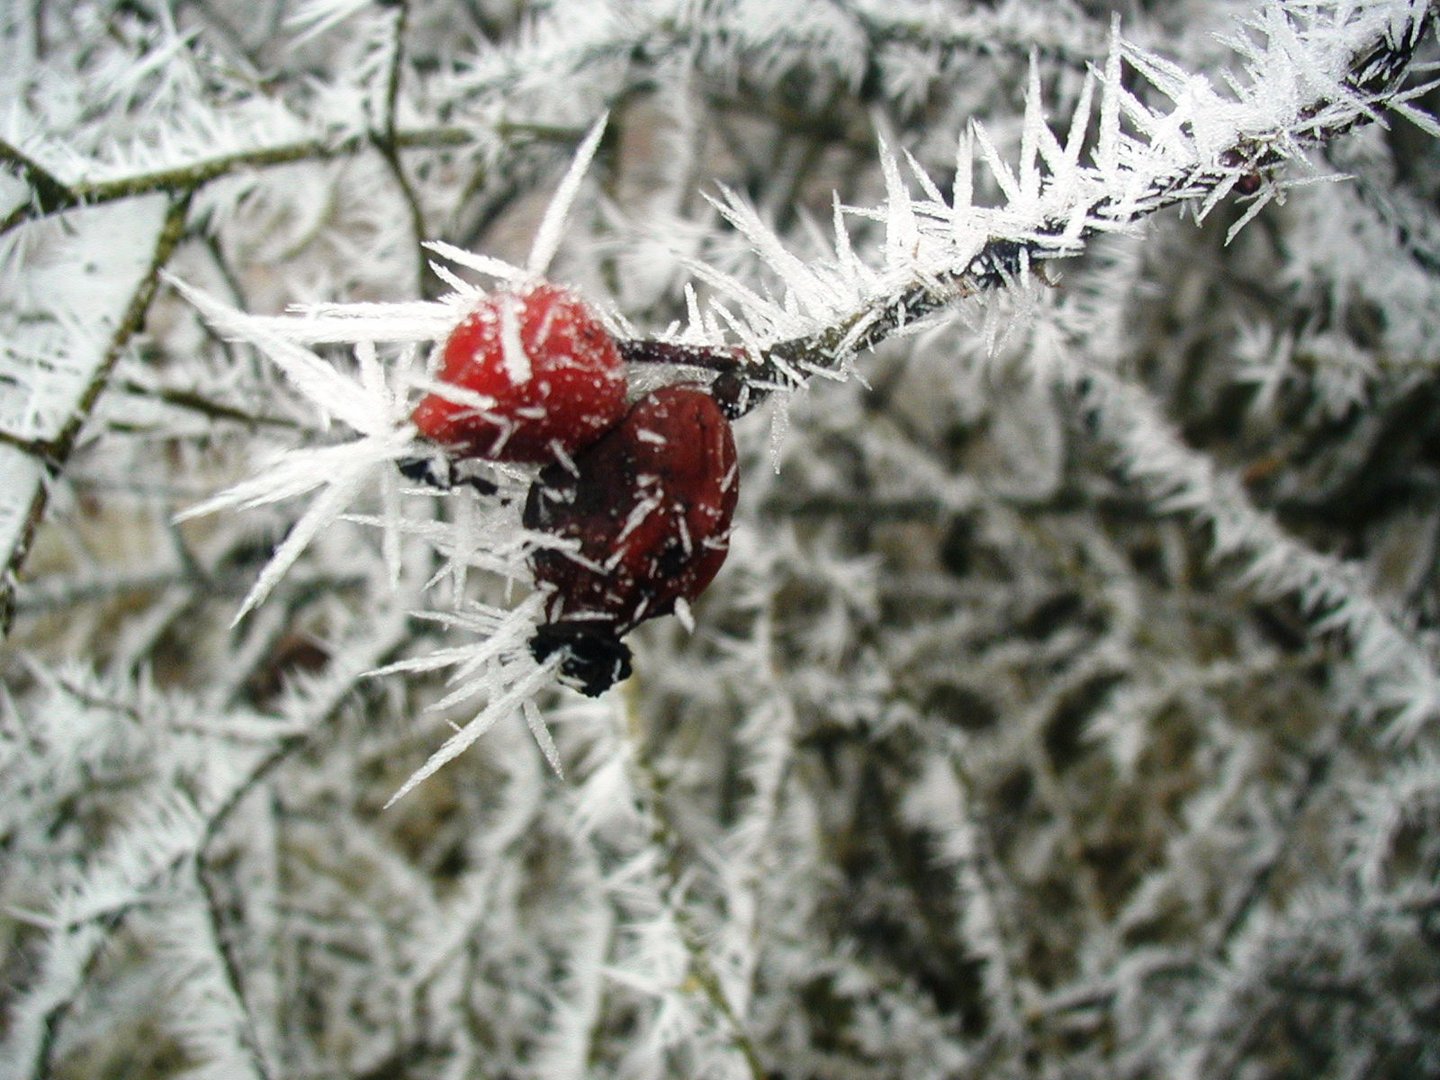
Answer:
[{"xmin": 617, "ymin": 338, "xmax": 745, "ymax": 371}]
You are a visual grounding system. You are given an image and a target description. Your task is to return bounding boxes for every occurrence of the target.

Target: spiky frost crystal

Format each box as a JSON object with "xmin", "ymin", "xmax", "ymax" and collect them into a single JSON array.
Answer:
[{"xmin": 4, "ymin": 2, "xmax": 1440, "ymax": 1079}]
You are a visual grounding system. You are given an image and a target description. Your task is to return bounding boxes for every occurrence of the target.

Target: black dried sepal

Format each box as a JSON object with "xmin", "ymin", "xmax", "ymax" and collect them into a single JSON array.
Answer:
[
  {"xmin": 397, "ymin": 453, "xmax": 451, "ymax": 488},
  {"xmin": 397, "ymin": 454, "xmax": 499, "ymax": 497},
  {"xmin": 530, "ymin": 621, "xmax": 633, "ymax": 697}
]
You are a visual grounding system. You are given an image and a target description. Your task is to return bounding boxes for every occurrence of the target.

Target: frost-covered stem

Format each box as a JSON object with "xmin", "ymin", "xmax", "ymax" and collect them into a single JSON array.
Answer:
[
  {"xmin": 1, "ymin": 192, "xmax": 192, "ymax": 634},
  {"xmin": 622, "ymin": 685, "xmax": 767, "ymax": 1080},
  {"xmin": 1181, "ymin": 888, "xmax": 1440, "ymax": 1079},
  {"xmin": 1015, "ymin": 649, "xmax": 1125, "ymax": 954},
  {"xmin": 674, "ymin": 916, "xmax": 766, "ymax": 1080},
  {"xmin": 371, "ymin": 0, "xmax": 429, "ymax": 297},
  {"xmin": 939, "ymin": 747, "xmax": 1032, "ymax": 1055},
  {"xmin": 381, "ymin": 1, "xmax": 409, "ymax": 146},
  {"xmin": 733, "ymin": 5, "xmax": 1433, "ymax": 407},
  {"xmin": 832, "ymin": 0, "xmax": 1107, "ymax": 70},
  {"xmin": 39, "ymin": 191, "xmax": 191, "ymax": 458},
  {"xmin": 11, "ymin": 561, "xmax": 192, "ymax": 613},
  {"xmin": 191, "ymin": 615, "xmax": 409, "ymax": 872},
  {"xmin": 1077, "ymin": 364, "xmax": 1440, "ymax": 736},
  {"xmin": 1212, "ymin": 717, "xmax": 1349, "ymax": 952},
  {"xmin": 1326, "ymin": 141, "xmax": 1440, "ymax": 276},
  {"xmin": 195, "ymin": 860, "xmax": 274, "ymax": 1080},
  {"xmin": 24, "ymin": 922, "xmax": 114, "ymax": 1080},
  {"xmin": 0, "ymin": 137, "xmax": 72, "ymax": 231},
  {"xmin": 111, "ymin": 377, "xmax": 304, "ymax": 431},
  {"xmin": 14, "ymin": 563, "xmax": 367, "ymax": 620},
  {"xmin": 11, "ymin": 568, "xmax": 194, "ymax": 614},
  {"xmin": 25, "ymin": 614, "xmax": 409, "ymax": 1076},
  {"xmin": 0, "ymin": 122, "xmax": 590, "ymax": 236},
  {"xmin": 715, "ymin": 639, "xmax": 796, "ymax": 1021}
]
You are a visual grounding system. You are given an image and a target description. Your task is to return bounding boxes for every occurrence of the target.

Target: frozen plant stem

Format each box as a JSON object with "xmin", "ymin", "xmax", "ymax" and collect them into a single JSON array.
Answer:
[
  {"xmin": 0, "ymin": 130, "xmax": 461, "ymax": 237},
  {"xmin": 371, "ymin": 0, "xmax": 431, "ymax": 298},
  {"xmin": 708, "ymin": 5, "xmax": 1435, "ymax": 410},
  {"xmin": 1, "ymin": 193, "xmax": 192, "ymax": 634},
  {"xmin": 620, "ymin": 681, "xmax": 767, "ymax": 1079}
]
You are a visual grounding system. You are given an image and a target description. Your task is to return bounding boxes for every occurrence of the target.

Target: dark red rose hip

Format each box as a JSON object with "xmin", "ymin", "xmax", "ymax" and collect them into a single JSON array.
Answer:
[
  {"xmin": 524, "ymin": 385, "xmax": 740, "ymax": 694},
  {"xmin": 411, "ymin": 282, "xmax": 627, "ymax": 464}
]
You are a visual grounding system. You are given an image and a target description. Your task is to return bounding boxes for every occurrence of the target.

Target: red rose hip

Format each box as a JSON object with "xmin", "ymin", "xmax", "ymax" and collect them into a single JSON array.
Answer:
[{"xmin": 411, "ymin": 282, "xmax": 627, "ymax": 463}]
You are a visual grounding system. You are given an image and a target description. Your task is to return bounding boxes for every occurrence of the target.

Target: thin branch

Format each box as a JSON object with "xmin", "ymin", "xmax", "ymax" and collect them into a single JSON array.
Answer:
[
  {"xmin": 0, "ymin": 137, "xmax": 72, "ymax": 228},
  {"xmin": 112, "ymin": 378, "xmax": 304, "ymax": 431},
  {"xmin": 0, "ymin": 126, "xmax": 471, "ymax": 238},
  {"xmin": 620, "ymin": 682, "xmax": 768, "ymax": 1080},
  {"xmin": 2, "ymin": 192, "xmax": 193, "ymax": 634},
  {"xmin": 831, "ymin": 0, "xmax": 1108, "ymax": 73},
  {"xmin": 371, "ymin": 0, "xmax": 430, "ymax": 297},
  {"xmin": 1212, "ymin": 719, "xmax": 1350, "ymax": 952},
  {"xmin": 725, "ymin": 7, "xmax": 1435, "ymax": 411},
  {"xmin": 1, "ymin": 118, "xmax": 601, "ymax": 240},
  {"xmin": 195, "ymin": 860, "xmax": 275, "ymax": 1080}
]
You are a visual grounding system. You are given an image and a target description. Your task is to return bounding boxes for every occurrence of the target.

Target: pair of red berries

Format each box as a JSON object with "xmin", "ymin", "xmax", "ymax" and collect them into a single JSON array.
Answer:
[{"xmin": 410, "ymin": 283, "xmax": 739, "ymax": 695}]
